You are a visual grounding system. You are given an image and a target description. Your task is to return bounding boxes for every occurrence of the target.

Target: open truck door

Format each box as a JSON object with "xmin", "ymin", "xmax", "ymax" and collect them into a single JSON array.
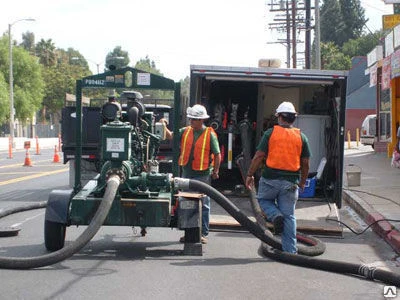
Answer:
[{"xmin": 189, "ymin": 65, "xmax": 347, "ymax": 208}]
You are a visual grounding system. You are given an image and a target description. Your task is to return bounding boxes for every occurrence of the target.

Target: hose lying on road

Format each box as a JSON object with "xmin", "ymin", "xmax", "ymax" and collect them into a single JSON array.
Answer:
[
  {"xmin": 247, "ymin": 187, "xmax": 325, "ymax": 256},
  {"xmin": 0, "ymin": 175, "xmax": 120, "ymax": 269},
  {"xmin": 175, "ymin": 178, "xmax": 325, "ymax": 256},
  {"xmin": 0, "ymin": 176, "xmax": 399, "ymax": 286},
  {"xmin": 0, "ymin": 201, "xmax": 47, "ymax": 219},
  {"xmin": 176, "ymin": 178, "xmax": 400, "ymax": 287}
]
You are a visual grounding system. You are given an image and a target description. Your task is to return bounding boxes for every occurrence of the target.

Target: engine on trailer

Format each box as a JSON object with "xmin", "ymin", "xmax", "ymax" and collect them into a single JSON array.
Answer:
[{"xmin": 95, "ymin": 91, "xmax": 172, "ymax": 197}]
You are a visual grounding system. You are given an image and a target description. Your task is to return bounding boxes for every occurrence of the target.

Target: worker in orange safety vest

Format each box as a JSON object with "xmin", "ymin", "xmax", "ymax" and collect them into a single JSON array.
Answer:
[
  {"xmin": 160, "ymin": 104, "xmax": 221, "ymax": 244},
  {"xmin": 245, "ymin": 101, "xmax": 311, "ymax": 253}
]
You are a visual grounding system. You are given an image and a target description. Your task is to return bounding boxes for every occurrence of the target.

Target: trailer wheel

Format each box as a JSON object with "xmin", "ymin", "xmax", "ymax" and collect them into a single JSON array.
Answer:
[{"xmin": 44, "ymin": 220, "xmax": 66, "ymax": 251}]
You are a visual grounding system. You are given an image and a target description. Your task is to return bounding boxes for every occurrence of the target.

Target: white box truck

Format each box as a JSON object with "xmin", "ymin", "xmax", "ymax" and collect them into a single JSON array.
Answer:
[{"xmin": 189, "ymin": 65, "xmax": 348, "ymax": 208}]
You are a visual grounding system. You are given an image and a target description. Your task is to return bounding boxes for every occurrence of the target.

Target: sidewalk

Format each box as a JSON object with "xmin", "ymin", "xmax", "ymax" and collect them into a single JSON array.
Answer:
[{"xmin": 343, "ymin": 141, "xmax": 400, "ymax": 254}]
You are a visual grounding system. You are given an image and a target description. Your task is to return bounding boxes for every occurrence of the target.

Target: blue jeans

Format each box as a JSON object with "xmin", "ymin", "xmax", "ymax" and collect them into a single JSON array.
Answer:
[
  {"xmin": 181, "ymin": 174, "xmax": 211, "ymax": 237},
  {"xmin": 257, "ymin": 177, "xmax": 298, "ymax": 253}
]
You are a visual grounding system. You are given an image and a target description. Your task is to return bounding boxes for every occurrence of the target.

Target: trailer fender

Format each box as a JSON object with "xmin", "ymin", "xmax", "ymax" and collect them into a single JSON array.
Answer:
[{"xmin": 45, "ymin": 190, "xmax": 73, "ymax": 224}]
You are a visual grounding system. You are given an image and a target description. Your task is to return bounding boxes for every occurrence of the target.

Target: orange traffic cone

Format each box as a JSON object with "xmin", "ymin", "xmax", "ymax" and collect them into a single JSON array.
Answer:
[
  {"xmin": 53, "ymin": 145, "xmax": 60, "ymax": 163},
  {"xmin": 23, "ymin": 149, "xmax": 32, "ymax": 167}
]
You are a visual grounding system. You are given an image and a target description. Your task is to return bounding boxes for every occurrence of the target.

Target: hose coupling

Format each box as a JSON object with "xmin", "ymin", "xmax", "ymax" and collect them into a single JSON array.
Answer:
[
  {"xmin": 173, "ymin": 177, "xmax": 190, "ymax": 189},
  {"xmin": 106, "ymin": 168, "xmax": 126, "ymax": 184}
]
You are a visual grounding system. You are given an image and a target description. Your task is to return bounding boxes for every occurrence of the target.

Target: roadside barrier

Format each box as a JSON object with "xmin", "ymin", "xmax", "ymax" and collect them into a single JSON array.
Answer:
[
  {"xmin": 58, "ymin": 134, "xmax": 61, "ymax": 152},
  {"xmin": 346, "ymin": 129, "xmax": 360, "ymax": 149},
  {"xmin": 35, "ymin": 136, "xmax": 40, "ymax": 155},
  {"xmin": 53, "ymin": 145, "xmax": 60, "ymax": 163},
  {"xmin": 23, "ymin": 149, "xmax": 32, "ymax": 167},
  {"xmin": 8, "ymin": 137, "xmax": 12, "ymax": 159}
]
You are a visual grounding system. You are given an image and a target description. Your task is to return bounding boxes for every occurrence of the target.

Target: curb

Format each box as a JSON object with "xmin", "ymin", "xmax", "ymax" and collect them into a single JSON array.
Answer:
[{"xmin": 342, "ymin": 189, "xmax": 400, "ymax": 254}]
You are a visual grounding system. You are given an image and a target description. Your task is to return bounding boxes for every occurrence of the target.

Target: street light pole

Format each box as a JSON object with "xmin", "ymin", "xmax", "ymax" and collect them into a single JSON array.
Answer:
[
  {"xmin": 8, "ymin": 18, "xmax": 35, "ymax": 143},
  {"xmin": 71, "ymin": 57, "xmax": 102, "ymax": 74}
]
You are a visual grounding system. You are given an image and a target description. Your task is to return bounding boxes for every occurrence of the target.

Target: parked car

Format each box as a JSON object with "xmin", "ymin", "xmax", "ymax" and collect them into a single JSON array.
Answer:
[{"xmin": 360, "ymin": 114, "xmax": 376, "ymax": 148}]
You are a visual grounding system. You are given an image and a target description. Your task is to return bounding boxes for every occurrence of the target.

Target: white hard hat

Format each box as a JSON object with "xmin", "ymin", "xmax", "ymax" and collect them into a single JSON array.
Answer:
[
  {"xmin": 186, "ymin": 104, "xmax": 209, "ymax": 119},
  {"xmin": 276, "ymin": 101, "xmax": 297, "ymax": 115}
]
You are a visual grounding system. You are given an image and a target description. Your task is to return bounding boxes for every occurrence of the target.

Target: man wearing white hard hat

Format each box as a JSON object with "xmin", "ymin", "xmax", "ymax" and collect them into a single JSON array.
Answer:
[
  {"xmin": 160, "ymin": 104, "xmax": 221, "ymax": 244},
  {"xmin": 245, "ymin": 101, "xmax": 311, "ymax": 253}
]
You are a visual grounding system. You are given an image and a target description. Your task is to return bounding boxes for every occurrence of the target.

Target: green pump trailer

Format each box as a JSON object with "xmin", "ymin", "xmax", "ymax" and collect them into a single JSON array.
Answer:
[{"xmin": 44, "ymin": 67, "xmax": 203, "ymax": 254}]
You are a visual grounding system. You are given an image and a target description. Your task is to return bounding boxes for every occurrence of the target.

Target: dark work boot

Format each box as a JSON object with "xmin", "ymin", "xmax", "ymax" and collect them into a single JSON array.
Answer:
[{"xmin": 272, "ymin": 215, "xmax": 284, "ymax": 235}]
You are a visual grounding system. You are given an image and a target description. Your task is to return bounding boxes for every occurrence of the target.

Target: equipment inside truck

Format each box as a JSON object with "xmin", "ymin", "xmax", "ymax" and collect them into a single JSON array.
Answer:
[{"xmin": 190, "ymin": 65, "xmax": 346, "ymax": 208}]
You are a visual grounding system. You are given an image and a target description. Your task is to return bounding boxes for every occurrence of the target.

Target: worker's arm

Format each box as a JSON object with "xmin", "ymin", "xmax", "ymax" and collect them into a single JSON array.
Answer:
[
  {"xmin": 159, "ymin": 118, "xmax": 173, "ymax": 140},
  {"xmin": 245, "ymin": 150, "xmax": 266, "ymax": 190},
  {"xmin": 211, "ymin": 153, "xmax": 221, "ymax": 179},
  {"xmin": 299, "ymin": 157, "xmax": 310, "ymax": 190}
]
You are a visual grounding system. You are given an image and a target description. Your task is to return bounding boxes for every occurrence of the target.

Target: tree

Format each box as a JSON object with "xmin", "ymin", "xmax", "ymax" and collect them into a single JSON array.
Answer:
[
  {"xmin": 105, "ymin": 46, "xmax": 129, "ymax": 70},
  {"xmin": 341, "ymin": 30, "xmax": 385, "ymax": 58},
  {"xmin": 0, "ymin": 35, "xmax": 45, "ymax": 124},
  {"xmin": 320, "ymin": 0, "xmax": 344, "ymax": 46},
  {"xmin": 0, "ymin": 72, "xmax": 8, "ymax": 125},
  {"xmin": 320, "ymin": 0, "xmax": 367, "ymax": 47},
  {"xmin": 60, "ymin": 48, "xmax": 91, "ymax": 72},
  {"xmin": 180, "ymin": 76, "xmax": 190, "ymax": 99},
  {"xmin": 338, "ymin": 0, "xmax": 366, "ymax": 44},
  {"xmin": 135, "ymin": 55, "xmax": 162, "ymax": 75},
  {"xmin": 320, "ymin": 42, "xmax": 351, "ymax": 70},
  {"xmin": 20, "ymin": 31, "xmax": 35, "ymax": 55},
  {"xmin": 40, "ymin": 49, "xmax": 91, "ymax": 124},
  {"xmin": 36, "ymin": 38, "xmax": 57, "ymax": 67}
]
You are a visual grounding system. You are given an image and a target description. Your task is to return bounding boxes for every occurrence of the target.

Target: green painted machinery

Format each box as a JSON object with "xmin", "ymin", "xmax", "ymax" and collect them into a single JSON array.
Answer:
[{"xmin": 69, "ymin": 118, "xmax": 174, "ymax": 230}]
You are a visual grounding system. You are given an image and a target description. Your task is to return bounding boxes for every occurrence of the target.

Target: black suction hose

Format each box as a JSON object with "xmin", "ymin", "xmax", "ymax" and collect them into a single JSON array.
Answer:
[
  {"xmin": 247, "ymin": 187, "xmax": 325, "ymax": 255},
  {"xmin": 175, "ymin": 178, "xmax": 324, "ymax": 256},
  {"xmin": 261, "ymin": 245, "xmax": 400, "ymax": 286},
  {"xmin": 176, "ymin": 178, "xmax": 400, "ymax": 286},
  {"xmin": 0, "ymin": 175, "xmax": 120, "ymax": 269},
  {"xmin": 0, "ymin": 201, "xmax": 47, "ymax": 219}
]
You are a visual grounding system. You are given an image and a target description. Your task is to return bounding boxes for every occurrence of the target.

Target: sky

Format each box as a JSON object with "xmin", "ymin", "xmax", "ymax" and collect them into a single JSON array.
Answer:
[{"xmin": 0, "ymin": 0, "xmax": 394, "ymax": 82}]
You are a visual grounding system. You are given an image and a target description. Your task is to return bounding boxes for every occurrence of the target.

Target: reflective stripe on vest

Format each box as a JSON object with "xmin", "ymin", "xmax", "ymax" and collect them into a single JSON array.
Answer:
[
  {"xmin": 178, "ymin": 126, "xmax": 214, "ymax": 171},
  {"xmin": 266, "ymin": 125, "xmax": 302, "ymax": 171}
]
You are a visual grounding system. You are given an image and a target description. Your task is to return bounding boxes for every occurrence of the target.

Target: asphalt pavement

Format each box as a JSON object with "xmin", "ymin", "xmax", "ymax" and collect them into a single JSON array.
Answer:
[
  {"xmin": 343, "ymin": 141, "xmax": 400, "ymax": 254},
  {"xmin": 2, "ymin": 137, "xmax": 400, "ymax": 254}
]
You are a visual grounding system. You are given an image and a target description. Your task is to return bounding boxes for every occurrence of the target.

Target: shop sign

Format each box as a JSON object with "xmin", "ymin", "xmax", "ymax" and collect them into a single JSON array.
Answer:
[
  {"xmin": 367, "ymin": 45, "xmax": 383, "ymax": 67},
  {"xmin": 382, "ymin": 56, "xmax": 392, "ymax": 90},
  {"xmin": 395, "ymin": 24, "xmax": 400, "ymax": 49},
  {"xmin": 369, "ymin": 63, "xmax": 377, "ymax": 87},
  {"xmin": 386, "ymin": 31, "xmax": 394, "ymax": 56},
  {"xmin": 391, "ymin": 49, "xmax": 400, "ymax": 79},
  {"xmin": 383, "ymin": 14, "xmax": 400, "ymax": 30}
]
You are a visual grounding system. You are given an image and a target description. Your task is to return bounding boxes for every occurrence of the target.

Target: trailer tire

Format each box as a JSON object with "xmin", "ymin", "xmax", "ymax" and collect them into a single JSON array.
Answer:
[{"xmin": 44, "ymin": 220, "xmax": 66, "ymax": 252}]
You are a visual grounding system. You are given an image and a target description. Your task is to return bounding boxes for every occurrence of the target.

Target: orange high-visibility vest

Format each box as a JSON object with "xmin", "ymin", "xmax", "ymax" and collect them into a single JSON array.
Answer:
[
  {"xmin": 266, "ymin": 125, "xmax": 302, "ymax": 171},
  {"xmin": 178, "ymin": 126, "xmax": 216, "ymax": 171}
]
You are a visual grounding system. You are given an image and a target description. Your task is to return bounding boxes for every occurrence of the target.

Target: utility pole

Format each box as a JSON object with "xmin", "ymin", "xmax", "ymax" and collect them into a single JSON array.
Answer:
[
  {"xmin": 9, "ymin": 18, "xmax": 35, "ymax": 143},
  {"xmin": 314, "ymin": 0, "xmax": 321, "ymax": 69},
  {"xmin": 286, "ymin": 0, "xmax": 291, "ymax": 68},
  {"xmin": 291, "ymin": 0, "xmax": 297, "ymax": 68},
  {"xmin": 305, "ymin": 0, "xmax": 311, "ymax": 69},
  {"xmin": 266, "ymin": 0, "xmax": 318, "ymax": 69}
]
